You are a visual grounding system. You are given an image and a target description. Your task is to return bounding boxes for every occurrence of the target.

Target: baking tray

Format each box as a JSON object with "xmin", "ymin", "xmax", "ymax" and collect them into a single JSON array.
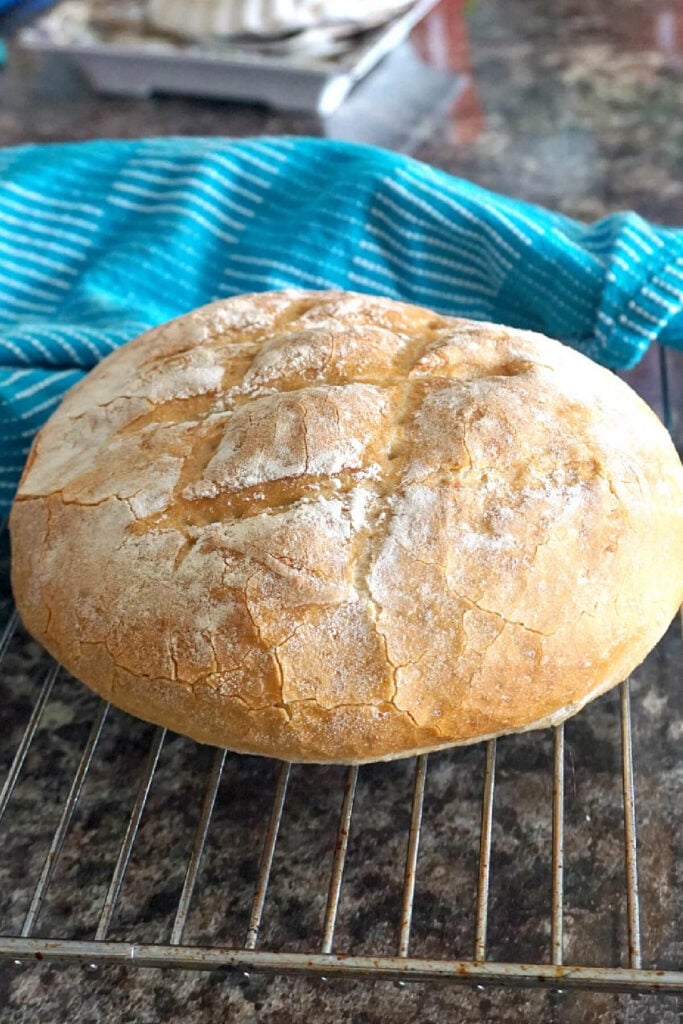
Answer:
[{"xmin": 18, "ymin": 0, "xmax": 441, "ymax": 114}]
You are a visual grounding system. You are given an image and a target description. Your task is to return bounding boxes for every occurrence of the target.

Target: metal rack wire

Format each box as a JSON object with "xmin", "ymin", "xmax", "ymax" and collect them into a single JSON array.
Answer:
[{"xmin": 0, "ymin": 347, "xmax": 681, "ymax": 994}]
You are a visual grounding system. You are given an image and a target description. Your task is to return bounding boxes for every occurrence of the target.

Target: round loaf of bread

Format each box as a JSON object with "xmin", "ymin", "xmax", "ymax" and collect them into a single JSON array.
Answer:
[{"xmin": 10, "ymin": 290, "xmax": 683, "ymax": 762}]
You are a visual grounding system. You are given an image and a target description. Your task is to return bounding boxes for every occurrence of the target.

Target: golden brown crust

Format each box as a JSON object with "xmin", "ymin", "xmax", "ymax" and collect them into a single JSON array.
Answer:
[{"xmin": 10, "ymin": 290, "xmax": 683, "ymax": 762}]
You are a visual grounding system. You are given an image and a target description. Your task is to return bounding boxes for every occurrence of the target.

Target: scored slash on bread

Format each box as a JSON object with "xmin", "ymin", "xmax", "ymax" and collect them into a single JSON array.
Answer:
[{"xmin": 10, "ymin": 290, "xmax": 683, "ymax": 762}]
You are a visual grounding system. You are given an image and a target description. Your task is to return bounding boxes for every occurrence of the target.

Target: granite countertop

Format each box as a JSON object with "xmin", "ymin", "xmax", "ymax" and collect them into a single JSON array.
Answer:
[{"xmin": 1, "ymin": 1, "xmax": 683, "ymax": 1021}]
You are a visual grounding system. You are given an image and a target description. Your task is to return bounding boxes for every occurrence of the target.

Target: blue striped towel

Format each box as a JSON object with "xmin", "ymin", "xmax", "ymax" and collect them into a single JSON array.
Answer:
[{"xmin": 2, "ymin": 135, "xmax": 683, "ymax": 516}]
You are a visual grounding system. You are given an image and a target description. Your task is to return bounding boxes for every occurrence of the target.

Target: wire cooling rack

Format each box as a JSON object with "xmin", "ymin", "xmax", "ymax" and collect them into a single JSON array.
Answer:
[{"xmin": 0, "ymin": 344, "xmax": 681, "ymax": 995}]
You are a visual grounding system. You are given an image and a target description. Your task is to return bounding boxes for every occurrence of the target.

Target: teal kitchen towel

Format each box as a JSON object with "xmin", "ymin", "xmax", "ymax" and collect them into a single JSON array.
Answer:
[{"xmin": 2, "ymin": 135, "xmax": 683, "ymax": 515}]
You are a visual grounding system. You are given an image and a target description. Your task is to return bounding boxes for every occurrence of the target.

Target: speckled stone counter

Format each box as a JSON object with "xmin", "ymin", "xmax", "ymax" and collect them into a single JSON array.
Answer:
[{"xmin": 2, "ymin": 1, "xmax": 683, "ymax": 1021}]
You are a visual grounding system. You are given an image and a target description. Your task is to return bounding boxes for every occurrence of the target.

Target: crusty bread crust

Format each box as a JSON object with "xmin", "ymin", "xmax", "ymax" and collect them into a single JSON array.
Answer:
[{"xmin": 10, "ymin": 290, "xmax": 683, "ymax": 762}]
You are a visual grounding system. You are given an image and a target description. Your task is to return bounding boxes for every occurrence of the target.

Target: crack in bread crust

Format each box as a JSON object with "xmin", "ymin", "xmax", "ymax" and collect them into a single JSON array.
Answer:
[{"xmin": 10, "ymin": 289, "xmax": 683, "ymax": 763}]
